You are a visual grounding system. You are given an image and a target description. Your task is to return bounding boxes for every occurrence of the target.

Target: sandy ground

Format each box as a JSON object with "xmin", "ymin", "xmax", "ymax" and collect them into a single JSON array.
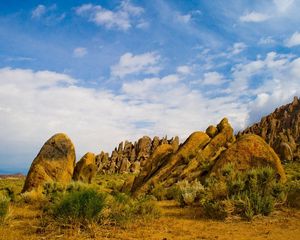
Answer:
[{"xmin": 1, "ymin": 200, "xmax": 299, "ymax": 240}]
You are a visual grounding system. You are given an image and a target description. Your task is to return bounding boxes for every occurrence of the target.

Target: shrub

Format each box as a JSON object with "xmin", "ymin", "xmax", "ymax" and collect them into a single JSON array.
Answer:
[
  {"xmin": 43, "ymin": 182, "xmax": 64, "ymax": 203},
  {"xmin": 20, "ymin": 190, "xmax": 46, "ymax": 205},
  {"xmin": 172, "ymin": 180, "xmax": 205, "ymax": 206},
  {"xmin": 201, "ymin": 199, "xmax": 228, "ymax": 220},
  {"xmin": 52, "ymin": 188, "xmax": 106, "ymax": 224},
  {"xmin": 0, "ymin": 195, "xmax": 9, "ymax": 223},
  {"xmin": 106, "ymin": 192, "xmax": 160, "ymax": 225},
  {"xmin": 151, "ymin": 183, "xmax": 168, "ymax": 200},
  {"xmin": 202, "ymin": 166, "xmax": 285, "ymax": 220}
]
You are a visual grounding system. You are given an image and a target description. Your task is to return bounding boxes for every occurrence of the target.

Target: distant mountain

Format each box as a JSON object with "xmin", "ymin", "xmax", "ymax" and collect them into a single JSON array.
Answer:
[{"xmin": 240, "ymin": 96, "xmax": 300, "ymax": 162}]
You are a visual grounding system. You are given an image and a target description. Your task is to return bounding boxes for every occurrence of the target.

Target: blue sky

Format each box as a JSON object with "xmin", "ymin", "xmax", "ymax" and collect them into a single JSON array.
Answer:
[{"xmin": 0, "ymin": 0, "xmax": 300, "ymax": 174}]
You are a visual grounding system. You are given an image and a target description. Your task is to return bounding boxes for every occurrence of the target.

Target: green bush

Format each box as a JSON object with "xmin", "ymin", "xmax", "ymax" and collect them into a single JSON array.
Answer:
[
  {"xmin": 52, "ymin": 188, "xmax": 106, "ymax": 224},
  {"xmin": 43, "ymin": 182, "xmax": 64, "ymax": 203},
  {"xmin": 0, "ymin": 195, "xmax": 9, "ymax": 223},
  {"xmin": 106, "ymin": 192, "xmax": 160, "ymax": 224},
  {"xmin": 171, "ymin": 180, "xmax": 205, "ymax": 206},
  {"xmin": 202, "ymin": 166, "xmax": 285, "ymax": 220}
]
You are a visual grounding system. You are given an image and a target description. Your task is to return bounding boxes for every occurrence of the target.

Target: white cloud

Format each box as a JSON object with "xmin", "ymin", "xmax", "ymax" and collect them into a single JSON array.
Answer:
[
  {"xmin": 2, "ymin": 52, "xmax": 300, "ymax": 171},
  {"xmin": 231, "ymin": 42, "xmax": 247, "ymax": 55},
  {"xmin": 177, "ymin": 65, "xmax": 192, "ymax": 75},
  {"xmin": 75, "ymin": 1, "xmax": 144, "ymax": 31},
  {"xmin": 32, "ymin": 5, "xmax": 46, "ymax": 18},
  {"xmin": 240, "ymin": 11, "xmax": 270, "ymax": 22},
  {"xmin": 259, "ymin": 36, "xmax": 276, "ymax": 45},
  {"xmin": 285, "ymin": 31, "xmax": 300, "ymax": 47},
  {"xmin": 73, "ymin": 47, "xmax": 88, "ymax": 58},
  {"xmin": 111, "ymin": 52, "xmax": 161, "ymax": 78},
  {"xmin": 273, "ymin": 0, "xmax": 294, "ymax": 12},
  {"xmin": 176, "ymin": 13, "xmax": 191, "ymax": 23},
  {"xmin": 202, "ymin": 72, "xmax": 226, "ymax": 85},
  {"xmin": 31, "ymin": 4, "xmax": 65, "ymax": 24}
]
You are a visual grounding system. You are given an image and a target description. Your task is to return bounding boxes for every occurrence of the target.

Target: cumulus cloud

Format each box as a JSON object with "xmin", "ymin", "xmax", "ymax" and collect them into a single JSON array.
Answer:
[
  {"xmin": 202, "ymin": 72, "xmax": 226, "ymax": 85},
  {"xmin": 73, "ymin": 47, "xmax": 88, "ymax": 58},
  {"xmin": 1, "ymin": 51, "xmax": 300, "ymax": 171},
  {"xmin": 75, "ymin": 1, "xmax": 144, "ymax": 31},
  {"xmin": 240, "ymin": 11, "xmax": 270, "ymax": 22},
  {"xmin": 111, "ymin": 52, "xmax": 161, "ymax": 78},
  {"xmin": 176, "ymin": 65, "xmax": 192, "ymax": 75},
  {"xmin": 285, "ymin": 31, "xmax": 300, "ymax": 47},
  {"xmin": 231, "ymin": 42, "xmax": 247, "ymax": 55}
]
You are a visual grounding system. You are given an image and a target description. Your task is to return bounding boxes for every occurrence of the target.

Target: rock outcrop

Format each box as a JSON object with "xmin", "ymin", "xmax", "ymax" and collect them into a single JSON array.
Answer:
[
  {"xmin": 95, "ymin": 136, "xmax": 179, "ymax": 174},
  {"xmin": 73, "ymin": 152, "xmax": 97, "ymax": 183},
  {"xmin": 210, "ymin": 134, "xmax": 286, "ymax": 181},
  {"xmin": 131, "ymin": 118, "xmax": 287, "ymax": 197},
  {"xmin": 22, "ymin": 133, "xmax": 76, "ymax": 192},
  {"xmin": 240, "ymin": 96, "xmax": 300, "ymax": 162},
  {"xmin": 131, "ymin": 118, "xmax": 237, "ymax": 196}
]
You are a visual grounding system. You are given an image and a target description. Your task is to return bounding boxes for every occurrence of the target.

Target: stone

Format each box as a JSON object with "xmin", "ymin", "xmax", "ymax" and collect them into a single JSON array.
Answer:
[
  {"xmin": 131, "ymin": 144, "xmax": 174, "ymax": 194},
  {"xmin": 22, "ymin": 133, "xmax": 76, "ymax": 192},
  {"xmin": 206, "ymin": 125, "xmax": 218, "ymax": 138},
  {"xmin": 73, "ymin": 152, "xmax": 97, "ymax": 183},
  {"xmin": 210, "ymin": 134, "xmax": 286, "ymax": 182},
  {"xmin": 240, "ymin": 96, "xmax": 300, "ymax": 161},
  {"xmin": 132, "ymin": 132, "xmax": 210, "ymax": 195}
]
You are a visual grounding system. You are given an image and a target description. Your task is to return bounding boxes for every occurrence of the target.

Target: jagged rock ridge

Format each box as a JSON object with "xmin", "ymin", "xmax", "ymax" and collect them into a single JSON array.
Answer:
[
  {"xmin": 95, "ymin": 136, "xmax": 179, "ymax": 174},
  {"xmin": 240, "ymin": 96, "xmax": 300, "ymax": 162}
]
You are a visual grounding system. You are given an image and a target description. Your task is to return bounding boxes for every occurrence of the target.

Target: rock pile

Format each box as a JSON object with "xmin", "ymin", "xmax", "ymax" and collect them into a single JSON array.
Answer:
[
  {"xmin": 240, "ymin": 96, "xmax": 300, "ymax": 162},
  {"xmin": 95, "ymin": 136, "xmax": 179, "ymax": 174}
]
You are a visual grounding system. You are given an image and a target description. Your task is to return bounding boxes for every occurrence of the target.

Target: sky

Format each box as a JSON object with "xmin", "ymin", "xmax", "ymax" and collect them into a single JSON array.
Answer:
[{"xmin": 1, "ymin": 0, "xmax": 300, "ymax": 174}]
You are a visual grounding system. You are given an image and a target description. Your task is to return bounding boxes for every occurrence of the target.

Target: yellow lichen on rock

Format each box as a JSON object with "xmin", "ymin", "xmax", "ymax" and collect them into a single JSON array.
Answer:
[
  {"xmin": 210, "ymin": 134, "xmax": 286, "ymax": 182},
  {"xmin": 73, "ymin": 152, "xmax": 97, "ymax": 183},
  {"xmin": 22, "ymin": 133, "xmax": 76, "ymax": 193}
]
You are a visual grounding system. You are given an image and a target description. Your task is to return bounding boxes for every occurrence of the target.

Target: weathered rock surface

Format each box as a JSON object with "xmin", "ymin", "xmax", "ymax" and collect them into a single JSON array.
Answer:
[
  {"xmin": 131, "ymin": 118, "xmax": 237, "ymax": 196},
  {"xmin": 73, "ymin": 152, "xmax": 97, "ymax": 183},
  {"xmin": 240, "ymin": 96, "xmax": 300, "ymax": 162},
  {"xmin": 96, "ymin": 135, "xmax": 179, "ymax": 174},
  {"xmin": 131, "ymin": 118, "xmax": 287, "ymax": 196},
  {"xmin": 210, "ymin": 134, "xmax": 286, "ymax": 181},
  {"xmin": 22, "ymin": 133, "xmax": 76, "ymax": 192}
]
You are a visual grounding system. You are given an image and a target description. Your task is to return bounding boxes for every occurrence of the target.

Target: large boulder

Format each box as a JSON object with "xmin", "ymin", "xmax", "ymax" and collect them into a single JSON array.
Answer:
[
  {"xmin": 210, "ymin": 134, "xmax": 286, "ymax": 182},
  {"xmin": 73, "ymin": 152, "xmax": 97, "ymax": 183},
  {"xmin": 22, "ymin": 133, "xmax": 76, "ymax": 192}
]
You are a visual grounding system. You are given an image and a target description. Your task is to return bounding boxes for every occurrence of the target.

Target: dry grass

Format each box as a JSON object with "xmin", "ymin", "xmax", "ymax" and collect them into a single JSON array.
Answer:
[
  {"xmin": 1, "ymin": 171, "xmax": 300, "ymax": 240},
  {"xmin": 0, "ymin": 200, "xmax": 299, "ymax": 240}
]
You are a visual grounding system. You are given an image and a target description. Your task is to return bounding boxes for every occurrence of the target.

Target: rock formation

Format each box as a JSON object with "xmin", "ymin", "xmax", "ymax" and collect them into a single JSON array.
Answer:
[
  {"xmin": 73, "ymin": 152, "xmax": 97, "ymax": 183},
  {"xmin": 240, "ymin": 96, "xmax": 300, "ymax": 162},
  {"xmin": 22, "ymin": 133, "xmax": 76, "ymax": 192},
  {"xmin": 210, "ymin": 134, "xmax": 286, "ymax": 181},
  {"xmin": 95, "ymin": 136, "xmax": 179, "ymax": 174},
  {"xmin": 131, "ymin": 118, "xmax": 286, "ymax": 197}
]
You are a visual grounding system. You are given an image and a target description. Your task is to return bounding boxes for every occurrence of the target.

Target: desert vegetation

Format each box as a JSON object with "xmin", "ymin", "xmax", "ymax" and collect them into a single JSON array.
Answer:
[{"xmin": 0, "ymin": 161, "xmax": 299, "ymax": 239}]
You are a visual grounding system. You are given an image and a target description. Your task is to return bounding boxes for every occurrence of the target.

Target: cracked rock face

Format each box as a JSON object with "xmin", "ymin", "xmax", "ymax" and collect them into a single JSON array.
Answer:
[
  {"xmin": 22, "ymin": 133, "xmax": 76, "ymax": 193},
  {"xmin": 240, "ymin": 96, "xmax": 300, "ymax": 162}
]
